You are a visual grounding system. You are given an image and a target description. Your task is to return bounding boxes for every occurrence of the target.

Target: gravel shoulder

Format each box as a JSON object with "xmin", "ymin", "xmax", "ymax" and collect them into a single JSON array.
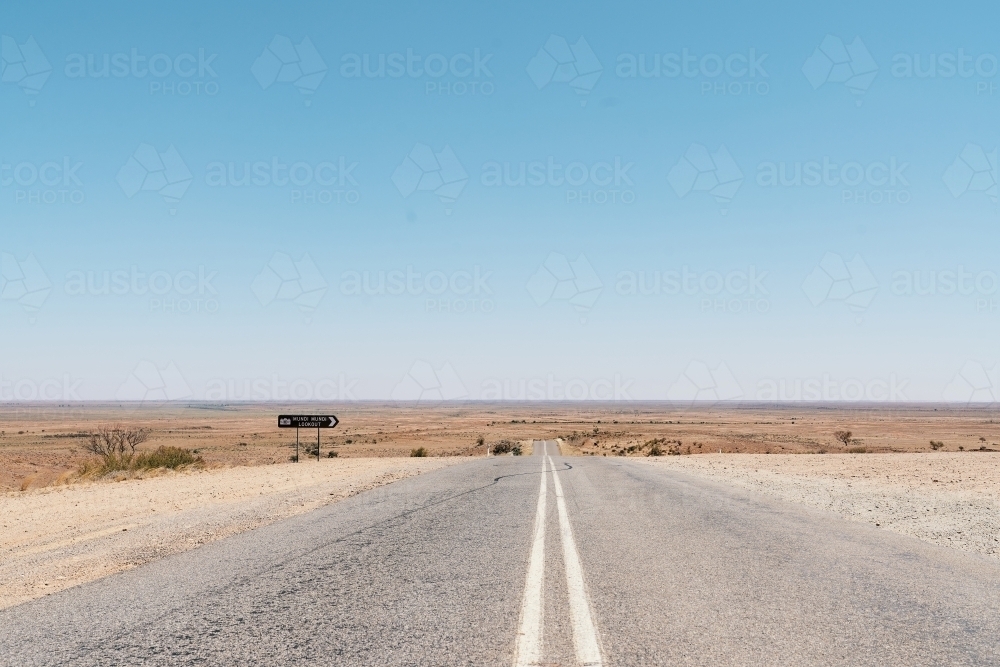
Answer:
[
  {"xmin": 637, "ymin": 452, "xmax": 1000, "ymax": 559},
  {"xmin": 0, "ymin": 458, "xmax": 462, "ymax": 609}
]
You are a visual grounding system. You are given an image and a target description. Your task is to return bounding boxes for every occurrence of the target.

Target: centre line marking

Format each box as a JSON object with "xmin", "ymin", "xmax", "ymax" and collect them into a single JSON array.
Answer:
[
  {"xmin": 514, "ymin": 446, "xmax": 548, "ymax": 667},
  {"xmin": 547, "ymin": 451, "xmax": 604, "ymax": 666}
]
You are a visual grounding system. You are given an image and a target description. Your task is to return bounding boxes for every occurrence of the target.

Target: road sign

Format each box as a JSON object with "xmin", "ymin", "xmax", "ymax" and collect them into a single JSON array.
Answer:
[
  {"xmin": 278, "ymin": 415, "xmax": 339, "ymax": 428},
  {"xmin": 279, "ymin": 415, "xmax": 339, "ymax": 462}
]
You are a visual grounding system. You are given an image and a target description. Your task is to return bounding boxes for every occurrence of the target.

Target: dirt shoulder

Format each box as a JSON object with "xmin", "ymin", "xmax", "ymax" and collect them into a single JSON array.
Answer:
[
  {"xmin": 638, "ymin": 453, "xmax": 1000, "ymax": 560},
  {"xmin": 0, "ymin": 457, "xmax": 462, "ymax": 610}
]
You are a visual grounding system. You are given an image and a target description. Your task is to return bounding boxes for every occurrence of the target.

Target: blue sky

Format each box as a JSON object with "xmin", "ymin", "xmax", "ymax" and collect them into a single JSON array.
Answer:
[{"xmin": 1, "ymin": 0, "xmax": 998, "ymax": 403}]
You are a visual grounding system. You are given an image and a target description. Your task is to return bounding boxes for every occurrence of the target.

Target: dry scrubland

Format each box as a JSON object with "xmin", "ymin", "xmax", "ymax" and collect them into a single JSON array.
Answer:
[
  {"xmin": 2, "ymin": 403, "xmax": 999, "ymax": 609},
  {"xmin": 640, "ymin": 453, "xmax": 1000, "ymax": 560},
  {"xmin": 3, "ymin": 402, "xmax": 1000, "ymax": 492}
]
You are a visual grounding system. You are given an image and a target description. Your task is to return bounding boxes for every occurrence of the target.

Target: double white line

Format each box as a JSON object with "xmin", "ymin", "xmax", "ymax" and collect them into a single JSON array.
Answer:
[{"xmin": 514, "ymin": 444, "xmax": 603, "ymax": 667}]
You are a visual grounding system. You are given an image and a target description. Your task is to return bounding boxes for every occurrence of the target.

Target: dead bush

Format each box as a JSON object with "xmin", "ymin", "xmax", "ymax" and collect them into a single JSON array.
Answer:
[{"xmin": 86, "ymin": 425, "xmax": 151, "ymax": 470}]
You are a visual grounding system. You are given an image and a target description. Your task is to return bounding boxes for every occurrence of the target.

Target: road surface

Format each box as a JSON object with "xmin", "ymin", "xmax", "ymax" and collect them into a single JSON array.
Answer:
[{"xmin": 2, "ymin": 441, "xmax": 999, "ymax": 666}]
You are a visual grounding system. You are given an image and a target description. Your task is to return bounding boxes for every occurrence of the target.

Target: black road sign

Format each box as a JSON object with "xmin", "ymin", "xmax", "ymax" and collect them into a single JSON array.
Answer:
[{"xmin": 278, "ymin": 415, "xmax": 339, "ymax": 428}]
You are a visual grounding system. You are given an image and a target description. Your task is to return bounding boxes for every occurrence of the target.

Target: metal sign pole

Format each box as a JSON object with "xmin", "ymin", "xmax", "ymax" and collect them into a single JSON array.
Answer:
[
  {"xmin": 296, "ymin": 427, "xmax": 299, "ymax": 462},
  {"xmin": 317, "ymin": 427, "xmax": 320, "ymax": 461}
]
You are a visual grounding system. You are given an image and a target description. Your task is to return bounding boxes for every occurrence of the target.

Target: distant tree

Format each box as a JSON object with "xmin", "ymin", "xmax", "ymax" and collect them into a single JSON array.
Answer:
[
  {"xmin": 834, "ymin": 430, "xmax": 853, "ymax": 447},
  {"xmin": 930, "ymin": 440, "xmax": 944, "ymax": 451}
]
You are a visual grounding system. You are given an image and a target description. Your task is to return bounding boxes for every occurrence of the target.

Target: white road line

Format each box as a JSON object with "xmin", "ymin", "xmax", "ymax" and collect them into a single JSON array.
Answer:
[
  {"xmin": 513, "ymin": 445, "xmax": 549, "ymax": 667},
  {"xmin": 547, "ymin": 452, "xmax": 604, "ymax": 666}
]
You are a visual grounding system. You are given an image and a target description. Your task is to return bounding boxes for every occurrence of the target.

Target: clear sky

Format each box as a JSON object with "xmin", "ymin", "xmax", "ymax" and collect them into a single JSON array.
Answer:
[{"xmin": 1, "ymin": 0, "xmax": 998, "ymax": 403}]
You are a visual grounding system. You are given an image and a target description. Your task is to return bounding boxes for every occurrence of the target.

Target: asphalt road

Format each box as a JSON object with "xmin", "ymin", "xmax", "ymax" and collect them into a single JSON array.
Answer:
[{"xmin": 3, "ymin": 441, "xmax": 1000, "ymax": 666}]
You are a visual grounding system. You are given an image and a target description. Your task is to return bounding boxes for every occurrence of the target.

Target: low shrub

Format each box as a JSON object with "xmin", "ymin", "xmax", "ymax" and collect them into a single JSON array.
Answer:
[
  {"xmin": 134, "ymin": 446, "xmax": 203, "ymax": 469},
  {"xmin": 847, "ymin": 446, "xmax": 867, "ymax": 454},
  {"xmin": 643, "ymin": 438, "xmax": 683, "ymax": 456},
  {"xmin": 491, "ymin": 440, "xmax": 522, "ymax": 456},
  {"xmin": 411, "ymin": 447, "xmax": 428, "ymax": 457},
  {"xmin": 80, "ymin": 445, "xmax": 202, "ymax": 476}
]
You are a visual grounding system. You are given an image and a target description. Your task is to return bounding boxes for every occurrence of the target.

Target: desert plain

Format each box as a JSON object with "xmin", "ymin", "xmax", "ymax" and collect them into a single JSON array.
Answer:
[{"xmin": 2, "ymin": 401, "xmax": 999, "ymax": 609}]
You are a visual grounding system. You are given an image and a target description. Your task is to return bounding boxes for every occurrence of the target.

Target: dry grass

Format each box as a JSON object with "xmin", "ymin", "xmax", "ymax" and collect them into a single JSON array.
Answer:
[{"xmin": 77, "ymin": 446, "xmax": 204, "ymax": 480}]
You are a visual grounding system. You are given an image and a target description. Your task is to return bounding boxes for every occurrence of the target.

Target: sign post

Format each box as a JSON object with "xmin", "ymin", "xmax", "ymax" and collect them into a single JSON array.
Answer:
[{"xmin": 278, "ymin": 415, "xmax": 339, "ymax": 462}]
